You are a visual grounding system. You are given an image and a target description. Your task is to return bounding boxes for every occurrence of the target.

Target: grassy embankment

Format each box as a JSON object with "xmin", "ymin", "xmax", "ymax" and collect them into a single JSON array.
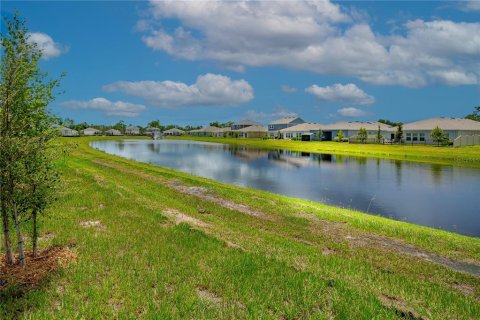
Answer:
[
  {"xmin": 170, "ymin": 136, "xmax": 480, "ymax": 168},
  {"xmin": 1, "ymin": 136, "xmax": 479, "ymax": 319}
]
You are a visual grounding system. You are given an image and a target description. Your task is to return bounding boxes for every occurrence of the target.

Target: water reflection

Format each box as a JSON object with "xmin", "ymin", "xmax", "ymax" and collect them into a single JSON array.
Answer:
[{"xmin": 90, "ymin": 140, "xmax": 480, "ymax": 237}]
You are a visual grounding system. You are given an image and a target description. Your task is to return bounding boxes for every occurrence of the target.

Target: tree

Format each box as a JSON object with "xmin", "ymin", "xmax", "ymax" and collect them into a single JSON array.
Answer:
[
  {"xmin": 148, "ymin": 120, "xmax": 161, "ymax": 128},
  {"xmin": 317, "ymin": 128, "xmax": 323, "ymax": 141},
  {"xmin": 209, "ymin": 121, "xmax": 234, "ymax": 128},
  {"xmin": 466, "ymin": 106, "xmax": 480, "ymax": 122},
  {"xmin": 431, "ymin": 126, "xmax": 448, "ymax": 146},
  {"xmin": 113, "ymin": 120, "xmax": 126, "ymax": 133},
  {"xmin": 336, "ymin": 130, "xmax": 344, "ymax": 142},
  {"xmin": 0, "ymin": 13, "xmax": 61, "ymax": 265},
  {"xmin": 395, "ymin": 123, "xmax": 403, "ymax": 143},
  {"xmin": 358, "ymin": 128, "xmax": 368, "ymax": 143},
  {"xmin": 378, "ymin": 119, "xmax": 401, "ymax": 127},
  {"xmin": 377, "ymin": 125, "xmax": 382, "ymax": 143}
]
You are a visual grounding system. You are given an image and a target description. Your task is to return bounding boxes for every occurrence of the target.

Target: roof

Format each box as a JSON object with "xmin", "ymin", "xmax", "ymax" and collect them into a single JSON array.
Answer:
[
  {"xmin": 237, "ymin": 125, "xmax": 268, "ymax": 132},
  {"xmin": 189, "ymin": 126, "xmax": 222, "ymax": 133},
  {"xmin": 280, "ymin": 123, "xmax": 323, "ymax": 133},
  {"xmin": 145, "ymin": 127, "xmax": 161, "ymax": 131},
  {"xmin": 164, "ymin": 128, "xmax": 185, "ymax": 133},
  {"xmin": 269, "ymin": 117, "xmax": 304, "ymax": 125},
  {"xmin": 234, "ymin": 119, "xmax": 263, "ymax": 126},
  {"xmin": 322, "ymin": 121, "xmax": 394, "ymax": 131},
  {"xmin": 403, "ymin": 117, "xmax": 480, "ymax": 131}
]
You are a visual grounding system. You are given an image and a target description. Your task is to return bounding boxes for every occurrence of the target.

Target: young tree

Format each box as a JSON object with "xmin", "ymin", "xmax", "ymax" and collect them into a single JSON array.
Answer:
[
  {"xmin": 0, "ymin": 13, "xmax": 61, "ymax": 265},
  {"xmin": 317, "ymin": 128, "xmax": 323, "ymax": 141},
  {"xmin": 431, "ymin": 126, "xmax": 447, "ymax": 146},
  {"xmin": 148, "ymin": 120, "xmax": 161, "ymax": 128},
  {"xmin": 466, "ymin": 106, "xmax": 480, "ymax": 122},
  {"xmin": 336, "ymin": 130, "xmax": 344, "ymax": 142},
  {"xmin": 395, "ymin": 123, "xmax": 403, "ymax": 143},
  {"xmin": 358, "ymin": 128, "xmax": 368, "ymax": 143},
  {"xmin": 376, "ymin": 125, "xmax": 382, "ymax": 143}
]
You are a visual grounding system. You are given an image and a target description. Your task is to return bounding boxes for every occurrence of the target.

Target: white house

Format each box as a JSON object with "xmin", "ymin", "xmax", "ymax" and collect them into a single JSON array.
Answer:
[
  {"xmin": 105, "ymin": 129, "xmax": 122, "ymax": 136},
  {"xmin": 163, "ymin": 128, "xmax": 185, "ymax": 136},
  {"xmin": 125, "ymin": 126, "xmax": 140, "ymax": 135},
  {"xmin": 402, "ymin": 117, "xmax": 480, "ymax": 144},
  {"xmin": 320, "ymin": 121, "xmax": 394, "ymax": 141},
  {"xmin": 56, "ymin": 125, "xmax": 79, "ymax": 137},
  {"xmin": 279, "ymin": 123, "xmax": 323, "ymax": 141},
  {"xmin": 83, "ymin": 127, "xmax": 102, "ymax": 136}
]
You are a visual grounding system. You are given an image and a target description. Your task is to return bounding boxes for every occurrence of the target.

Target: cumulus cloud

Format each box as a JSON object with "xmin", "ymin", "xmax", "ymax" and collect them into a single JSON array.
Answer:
[
  {"xmin": 140, "ymin": 0, "xmax": 480, "ymax": 87},
  {"xmin": 103, "ymin": 73, "xmax": 254, "ymax": 108},
  {"xmin": 305, "ymin": 83, "xmax": 375, "ymax": 105},
  {"xmin": 61, "ymin": 98, "xmax": 146, "ymax": 117},
  {"xmin": 335, "ymin": 107, "xmax": 368, "ymax": 118},
  {"xmin": 245, "ymin": 107, "xmax": 298, "ymax": 120},
  {"xmin": 281, "ymin": 85, "xmax": 297, "ymax": 93},
  {"xmin": 27, "ymin": 32, "xmax": 67, "ymax": 59}
]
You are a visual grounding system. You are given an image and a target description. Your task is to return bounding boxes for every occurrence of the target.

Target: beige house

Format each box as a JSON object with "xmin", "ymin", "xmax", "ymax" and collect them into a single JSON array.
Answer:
[
  {"xmin": 54, "ymin": 125, "xmax": 79, "ymax": 137},
  {"xmin": 83, "ymin": 127, "xmax": 102, "ymax": 136},
  {"xmin": 236, "ymin": 125, "xmax": 268, "ymax": 138},
  {"xmin": 402, "ymin": 117, "xmax": 480, "ymax": 144},
  {"xmin": 189, "ymin": 126, "xmax": 227, "ymax": 137},
  {"xmin": 125, "ymin": 126, "xmax": 140, "ymax": 135},
  {"xmin": 279, "ymin": 123, "xmax": 323, "ymax": 141}
]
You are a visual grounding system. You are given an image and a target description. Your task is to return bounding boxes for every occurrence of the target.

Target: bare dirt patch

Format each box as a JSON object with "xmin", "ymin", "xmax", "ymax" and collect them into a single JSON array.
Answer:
[
  {"xmin": 80, "ymin": 220, "xmax": 105, "ymax": 230},
  {"xmin": 376, "ymin": 292, "xmax": 425, "ymax": 320},
  {"xmin": 451, "ymin": 281, "xmax": 476, "ymax": 296},
  {"xmin": 162, "ymin": 208, "xmax": 210, "ymax": 229},
  {"xmin": 0, "ymin": 246, "xmax": 77, "ymax": 291},
  {"xmin": 93, "ymin": 160, "xmax": 271, "ymax": 221},
  {"xmin": 38, "ymin": 232, "xmax": 55, "ymax": 242},
  {"xmin": 196, "ymin": 285, "xmax": 223, "ymax": 307}
]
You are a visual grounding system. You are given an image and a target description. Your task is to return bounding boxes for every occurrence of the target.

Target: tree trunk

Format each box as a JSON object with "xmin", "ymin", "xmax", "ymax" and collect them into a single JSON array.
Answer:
[
  {"xmin": 13, "ymin": 202, "xmax": 25, "ymax": 267},
  {"xmin": 1, "ymin": 200, "xmax": 14, "ymax": 265},
  {"xmin": 32, "ymin": 208, "xmax": 38, "ymax": 257}
]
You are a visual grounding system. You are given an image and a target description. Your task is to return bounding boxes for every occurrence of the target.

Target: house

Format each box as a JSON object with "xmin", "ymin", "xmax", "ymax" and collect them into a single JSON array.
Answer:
[
  {"xmin": 163, "ymin": 128, "xmax": 185, "ymax": 136},
  {"xmin": 236, "ymin": 125, "xmax": 268, "ymax": 138},
  {"xmin": 105, "ymin": 129, "xmax": 122, "ymax": 136},
  {"xmin": 279, "ymin": 123, "xmax": 323, "ymax": 141},
  {"xmin": 125, "ymin": 126, "xmax": 140, "ymax": 135},
  {"xmin": 144, "ymin": 127, "xmax": 161, "ymax": 136},
  {"xmin": 320, "ymin": 121, "xmax": 394, "ymax": 141},
  {"xmin": 188, "ymin": 126, "xmax": 226, "ymax": 137},
  {"xmin": 231, "ymin": 119, "xmax": 263, "ymax": 131},
  {"xmin": 402, "ymin": 117, "xmax": 480, "ymax": 144},
  {"xmin": 268, "ymin": 117, "xmax": 305, "ymax": 137},
  {"xmin": 54, "ymin": 125, "xmax": 79, "ymax": 137},
  {"xmin": 83, "ymin": 127, "xmax": 102, "ymax": 136}
]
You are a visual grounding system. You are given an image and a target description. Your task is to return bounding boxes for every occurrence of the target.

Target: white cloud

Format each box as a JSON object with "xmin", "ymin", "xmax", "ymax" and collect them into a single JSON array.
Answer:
[
  {"xmin": 305, "ymin": 83, "xmax": 375, "ymax": 105},
  {"xmin": 140, "ymin": 0, "xmax": 480, "ymax": 87},
  {"xmin": 459, "ymin": 1, "xmax": 480, "ymax": 11},
  {"xmin": 281, "ymin": 85, "xmax": 297, "ymax": 93},
  {"xmin": 103, "ymin": 73, "xmax": 254, "ymax": 108},
  {"xmin": 61, "ymin": 98, "xmax": 146, "ymax": 117},
  {"xmin": 245, "ymin": 107, "xmax": 297, "ymax": 120},
  {"xmin": 27, "ymin": 32, "xmax": 67, "ymax": 60},
  {"xmin": 335, "ymin": 107, "xmax": 368, "ymax": 118}
]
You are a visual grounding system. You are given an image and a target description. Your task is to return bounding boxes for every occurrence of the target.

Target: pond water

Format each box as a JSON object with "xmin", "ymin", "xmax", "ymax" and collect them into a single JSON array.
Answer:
[{"xmin": 90, "ymin": 140, "xmax": 480, "ymax": 237}]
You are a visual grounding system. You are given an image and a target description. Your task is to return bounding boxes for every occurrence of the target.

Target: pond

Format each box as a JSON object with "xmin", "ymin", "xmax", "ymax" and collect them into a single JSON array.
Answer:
[{"xmin": 90, "ymin": 139, "xmax": 480, "ymax": 237}]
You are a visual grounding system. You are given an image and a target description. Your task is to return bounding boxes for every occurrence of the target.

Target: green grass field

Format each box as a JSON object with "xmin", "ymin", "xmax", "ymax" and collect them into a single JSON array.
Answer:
[
  {"xmin": 1, "ymin": 137, "xmax": 479, "ymax": 319},
  {"xmin": 170, "ymin": 136, "xmax": 480, "ymax": 168}
]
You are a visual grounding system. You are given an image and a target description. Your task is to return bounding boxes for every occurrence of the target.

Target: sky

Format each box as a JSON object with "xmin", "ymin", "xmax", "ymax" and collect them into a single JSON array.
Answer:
[{"xmin": 1, "ymin": 0, "xmax": 480, "ymax": 126}]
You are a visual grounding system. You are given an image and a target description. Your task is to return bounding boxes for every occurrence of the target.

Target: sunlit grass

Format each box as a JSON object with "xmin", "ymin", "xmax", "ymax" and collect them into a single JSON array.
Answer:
[{"xmin": 1, "ymin": 136, "xmax": 479, "ymax": 319}]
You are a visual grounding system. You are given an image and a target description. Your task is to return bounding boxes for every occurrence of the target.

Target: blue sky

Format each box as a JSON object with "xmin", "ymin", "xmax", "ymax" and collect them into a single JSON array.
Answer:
[{"xmin": 2, "ymin": 1, "xmax": 479, "ymax": 126}]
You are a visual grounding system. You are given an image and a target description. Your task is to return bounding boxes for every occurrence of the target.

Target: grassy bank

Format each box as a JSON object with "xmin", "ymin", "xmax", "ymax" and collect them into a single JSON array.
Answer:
[
  {"xmin": 1, "ymin": 137, "xmax": 479, "ymax": 319},
  {"xmin": 169, "ymin": 136, "xmax": 480, "ymax": 168}
]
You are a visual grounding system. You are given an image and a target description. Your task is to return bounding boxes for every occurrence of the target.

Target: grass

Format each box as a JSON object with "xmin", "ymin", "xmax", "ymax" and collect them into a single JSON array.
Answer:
[
  {"xmin": 1, "ymin": 136, "xmax": 479, "ymax": 319},
  {"xmin": 169, "ymin": 136, "xmax": 480, "ymax": 168}
]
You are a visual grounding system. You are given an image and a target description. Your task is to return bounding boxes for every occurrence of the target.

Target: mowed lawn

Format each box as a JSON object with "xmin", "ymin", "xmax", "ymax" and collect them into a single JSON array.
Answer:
[
  {"xmin": 2, "ymin": 137, "xmax": 479, "ymax": 319},
  {"xmin": 171, "ymin": 136, "xmax": 480, "ymax": 168}
]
